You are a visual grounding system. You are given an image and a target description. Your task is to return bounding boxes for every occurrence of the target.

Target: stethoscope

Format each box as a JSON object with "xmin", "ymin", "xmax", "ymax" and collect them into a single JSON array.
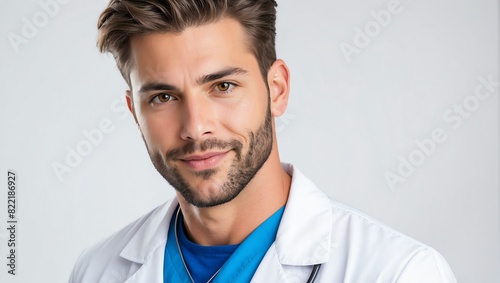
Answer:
[{"xmin": 307, "ymin": 264, "xmax": 321, "ymax": 283}]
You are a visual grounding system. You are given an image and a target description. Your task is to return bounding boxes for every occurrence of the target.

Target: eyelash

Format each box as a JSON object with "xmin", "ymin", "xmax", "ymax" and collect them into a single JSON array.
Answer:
[
  {"xmin": 150, "ymin": 93, "xmax": 175, "ymax": 104},
  {"xmin": 212, "ymin": 82, "xmax": 236, "ymax": 94},
  {"xmin": 148, "ymin": 81, "xmax": 237, "ymax": 105}
]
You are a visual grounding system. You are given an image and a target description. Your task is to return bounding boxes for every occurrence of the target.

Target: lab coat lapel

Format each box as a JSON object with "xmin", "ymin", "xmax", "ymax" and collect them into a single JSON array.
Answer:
[
  {"xmin": 253, "ymin": 164, "xmax": 332, "ymax": 281},
  {"xmin": 275, "ymin": 164, "xmax": 332, "ymax": 265},
  {"xmin": 251, "ymin": 244, "xmax": 289, "ymax": 282},
  {"xmin": 124, "ymin": 246, "xmax": 164, "ymax": 283},
  {"xmin": 120, "ymin": 199, "xmax": 179, "ymax": 283}
]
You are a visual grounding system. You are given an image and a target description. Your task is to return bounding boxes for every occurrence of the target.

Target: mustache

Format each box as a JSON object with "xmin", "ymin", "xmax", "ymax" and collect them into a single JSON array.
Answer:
[{"xmin": 166, "ymin": 138, "xmax": 243, "ymax": 161}]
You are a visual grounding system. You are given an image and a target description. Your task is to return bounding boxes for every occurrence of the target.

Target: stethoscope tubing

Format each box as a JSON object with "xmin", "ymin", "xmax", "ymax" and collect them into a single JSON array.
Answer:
[{"xmin": 307, "ymin": 264, "xmax": 322, "ymax": 283}]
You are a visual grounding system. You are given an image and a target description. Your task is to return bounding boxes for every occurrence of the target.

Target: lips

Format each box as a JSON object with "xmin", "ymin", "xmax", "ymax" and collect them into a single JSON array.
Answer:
[{"xmin": 180, "ymin": 151, "xmax": 229, "ymax": 171}]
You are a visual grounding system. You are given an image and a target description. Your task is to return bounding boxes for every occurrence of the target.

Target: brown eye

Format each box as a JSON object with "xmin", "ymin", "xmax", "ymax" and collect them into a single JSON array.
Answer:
[
  {"xmin": 152, "ymin": 93, "xmax": 174, "ymax": 104},
  {"xmin": 215, "ymin": 82, "xmax": 234, "ymax": 92}
]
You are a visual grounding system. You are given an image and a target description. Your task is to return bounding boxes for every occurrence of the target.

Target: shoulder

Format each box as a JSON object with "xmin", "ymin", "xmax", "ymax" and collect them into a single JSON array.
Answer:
[
  {"xmin": 279, "ymin": 163, "xmax": 455, "ymax": 281},
  {"xmin": 328, "ymin": 198, "xmax": 430, "ymax": 252},
  {"xmin": 68, "ymin": 201, "xmax": 173, "ymax": 283},
  {"xmin": 324, "ymin": 199, "xmax": 456, "ymax": 282}
]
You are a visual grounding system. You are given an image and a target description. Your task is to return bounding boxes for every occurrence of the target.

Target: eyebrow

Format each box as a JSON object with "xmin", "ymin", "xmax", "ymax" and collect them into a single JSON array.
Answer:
[
  {"xmin": 138, "ymin": 67, "xmax": 249, "ymax": 96},
  {"xmin": 138, "ymin": 82, "xmax": 179, "ymax": 96},
  {"xmin": 196, "ymin": 67, "xmax": 249, "ymax": 85}
]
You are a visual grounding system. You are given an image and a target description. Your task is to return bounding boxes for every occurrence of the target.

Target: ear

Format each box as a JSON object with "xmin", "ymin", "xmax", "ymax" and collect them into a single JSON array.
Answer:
[
  {"xmin": 267, "ymin": 59, "xmax": 290, "ymax": 117},
  {"xmin": 126, "ymin": 90, "xmax": 139, "ymax": 125}
]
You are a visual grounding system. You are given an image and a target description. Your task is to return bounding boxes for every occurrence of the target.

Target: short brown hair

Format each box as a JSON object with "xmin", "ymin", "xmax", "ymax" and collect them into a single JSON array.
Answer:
[{"xmin": 97, "ymin": 0, "xmax": 278, "ymax": 88}]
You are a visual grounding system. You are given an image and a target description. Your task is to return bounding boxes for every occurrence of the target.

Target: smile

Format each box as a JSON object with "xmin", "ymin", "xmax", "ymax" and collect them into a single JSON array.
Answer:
[{"xmin": 180, "ymin": 151, "xmax": 230, "ymax": 171}]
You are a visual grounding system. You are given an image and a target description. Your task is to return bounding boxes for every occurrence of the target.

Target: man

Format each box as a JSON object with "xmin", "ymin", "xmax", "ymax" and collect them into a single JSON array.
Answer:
[{"xmin": 69, "ymin": 0, "xmax": 457, "ymax": 282}]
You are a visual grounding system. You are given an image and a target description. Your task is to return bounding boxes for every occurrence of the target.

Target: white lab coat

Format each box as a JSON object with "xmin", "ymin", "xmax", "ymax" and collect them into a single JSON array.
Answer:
[{"xmin": 69, "ymin": 164, "xmax": 457, "ymax": 283}]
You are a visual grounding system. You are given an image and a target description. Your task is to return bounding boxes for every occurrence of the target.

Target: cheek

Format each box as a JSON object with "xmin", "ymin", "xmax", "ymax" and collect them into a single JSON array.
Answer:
[
  {"xmin": 137, "ymin": 112, "xmax": 177, "ymax": 150},
  {"xmin": 221, "ymin": 88, "xmax": 269, "ymax": 132}
]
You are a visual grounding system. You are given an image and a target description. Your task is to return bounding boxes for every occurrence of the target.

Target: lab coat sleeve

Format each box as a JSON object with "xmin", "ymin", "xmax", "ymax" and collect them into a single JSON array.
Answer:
[{"xmin": 395, "ymin": 249, "xmax": 457, "ymax": 283}]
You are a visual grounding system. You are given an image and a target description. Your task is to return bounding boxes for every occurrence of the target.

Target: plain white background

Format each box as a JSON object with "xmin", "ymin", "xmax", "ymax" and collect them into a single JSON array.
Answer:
[{"xmin": 0, "ymin": 0, "xmax": 498, "ymax": 282}]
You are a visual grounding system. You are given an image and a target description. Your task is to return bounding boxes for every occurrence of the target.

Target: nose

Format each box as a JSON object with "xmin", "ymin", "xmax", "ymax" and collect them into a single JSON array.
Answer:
[{"xmin": 179, "ymin": 95, "xmax": 215, "ymax": 141}]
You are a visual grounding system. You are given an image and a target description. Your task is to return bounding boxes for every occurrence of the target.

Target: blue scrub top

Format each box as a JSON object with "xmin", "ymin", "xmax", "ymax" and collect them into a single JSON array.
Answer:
[
  {"xmin": 164, "ymin": 206, "xmax": 285, "ymax": 283},
  {"xmin": 177, "ymin": 212, "xmax": 239, "ymax": 282}
]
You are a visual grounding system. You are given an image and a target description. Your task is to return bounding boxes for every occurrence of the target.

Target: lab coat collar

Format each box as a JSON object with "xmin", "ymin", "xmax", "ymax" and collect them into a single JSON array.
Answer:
[
  {"xmin": 120, "ymin": 198, "xmax": 178, "ymax": 264},
  {"xmin": 118, "ymin": 163, "xmax": 332, "ymax": 275},
  {"xmin": 275, "ymin": 163, "xmax": 332, "ymax": 265}
]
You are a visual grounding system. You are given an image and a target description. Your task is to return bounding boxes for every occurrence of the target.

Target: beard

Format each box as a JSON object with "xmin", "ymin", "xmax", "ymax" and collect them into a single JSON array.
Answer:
[{"xmin": 144, "ymin": 106, "xmax": 273, "ymax": 208}]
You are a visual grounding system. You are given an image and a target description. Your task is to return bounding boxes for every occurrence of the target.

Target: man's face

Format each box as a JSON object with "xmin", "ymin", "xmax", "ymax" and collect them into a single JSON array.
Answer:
[{"xmin": 128, "ymin": 19, "xmax": 274, "ymax": 207}]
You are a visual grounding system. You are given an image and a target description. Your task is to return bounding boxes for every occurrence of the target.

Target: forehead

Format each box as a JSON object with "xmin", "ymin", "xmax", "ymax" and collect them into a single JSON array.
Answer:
[{"xmin": 129, "ymin": 18, "xmax": 256, "ymax": 82}]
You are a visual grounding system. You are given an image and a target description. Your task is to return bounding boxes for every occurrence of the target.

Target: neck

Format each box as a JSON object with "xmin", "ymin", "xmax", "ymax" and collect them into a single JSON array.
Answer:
[{"xmin": 177, "ymin": 149, "xmax": 290, "ymax": 246}]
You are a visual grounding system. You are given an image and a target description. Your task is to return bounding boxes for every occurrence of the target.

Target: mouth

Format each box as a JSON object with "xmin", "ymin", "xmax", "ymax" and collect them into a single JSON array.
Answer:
[{"xmin": 179, "ymin": 151, "xmax": 230, "ymax": 171}]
